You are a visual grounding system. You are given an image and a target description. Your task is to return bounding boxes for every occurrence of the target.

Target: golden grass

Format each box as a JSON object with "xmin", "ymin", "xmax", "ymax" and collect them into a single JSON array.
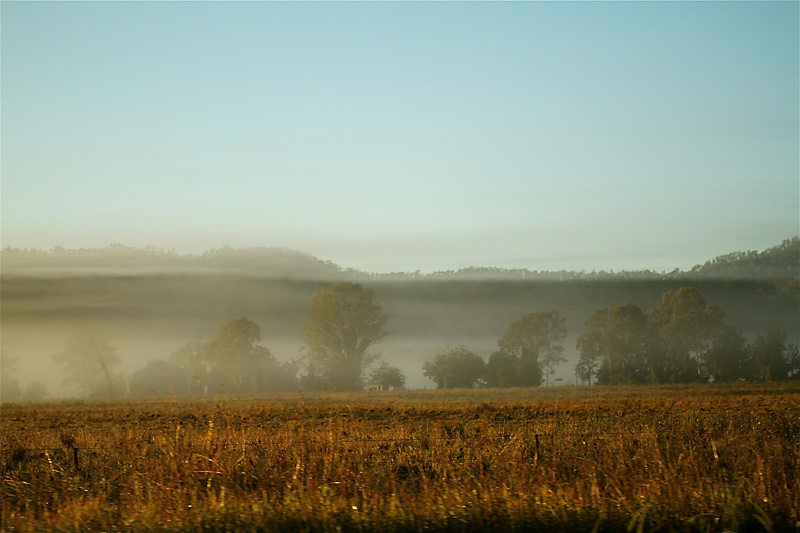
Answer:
[{"xmin": 2, "ymin": 383, "xmax": 798, "ymax": 532}]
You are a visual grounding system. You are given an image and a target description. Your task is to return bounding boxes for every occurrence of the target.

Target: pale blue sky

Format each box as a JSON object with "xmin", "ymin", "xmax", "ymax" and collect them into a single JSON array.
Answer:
[{"xmin": 2, "ymin": 1, "xmax": 798, "ymax": 273}]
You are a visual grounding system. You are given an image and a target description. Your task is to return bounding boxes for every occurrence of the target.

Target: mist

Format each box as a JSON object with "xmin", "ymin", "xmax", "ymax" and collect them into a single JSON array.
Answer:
[{"xmin": 1, "ymin": 239, "xmax": 797, "ymax": 399}]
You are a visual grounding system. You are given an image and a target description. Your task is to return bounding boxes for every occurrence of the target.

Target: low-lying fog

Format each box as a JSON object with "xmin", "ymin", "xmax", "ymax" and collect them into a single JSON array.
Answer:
[{"xmin": 2, "ymin": 242, "xmax": 798, "ymax": 399}]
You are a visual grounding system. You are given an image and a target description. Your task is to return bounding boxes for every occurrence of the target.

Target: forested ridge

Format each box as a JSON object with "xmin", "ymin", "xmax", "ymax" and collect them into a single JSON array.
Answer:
[{"xmin": 4, "ymin": 237, "xmax": 798, "ymax": 282}]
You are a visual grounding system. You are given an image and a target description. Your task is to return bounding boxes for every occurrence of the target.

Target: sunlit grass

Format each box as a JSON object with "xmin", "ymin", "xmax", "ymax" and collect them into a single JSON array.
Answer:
[{"xmin": 2, "ymin": 383, "xmax": 798, "ymax": 531}]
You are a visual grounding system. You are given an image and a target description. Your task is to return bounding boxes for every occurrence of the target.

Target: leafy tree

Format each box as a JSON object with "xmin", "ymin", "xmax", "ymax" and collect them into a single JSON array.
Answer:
[
  {"xmin": 489, "ymin": 310, "xmax": 566, "ymax": 387},
  {"xmin": 204, "ymin": 318, "xmax": 296, "ymax": 394},
  {"xmin": 305, "ymin": 282, "xmax": 389, "ymax": 391},
  {"xmin": 167, "ymin": 319, "xmax": 296, "ymax": 395},
  {"xmin": 702, "ymin": 326, "xmax": 750, "ymax": 382},
  {"xmin": 576, "ymin": 304, "xmax": 659, "ymax": 385},
  {"xmin": 202, "ymin": 318, "xmax": 266, "ymax": 393},
  {"xmin": 423, "ymin": 346, "xmax": 486, "ymax": 389},
  {"xmin": 53, "ymin": 335, "xmax": 124, "ymax": 398},
  {"xmin": 647, "ymin": 287, "xmax": 723, "ymax": 383},
  {"xmin": 485, "ymin": 350, "xmax": 523, "ymax": 388},
  {"xmin": 749, "ymin": 330, "xmax": 800, "ymax": 382},
  {"xmin": 367, "ymin": 361, "xmax": 406, "ymax": 390}
]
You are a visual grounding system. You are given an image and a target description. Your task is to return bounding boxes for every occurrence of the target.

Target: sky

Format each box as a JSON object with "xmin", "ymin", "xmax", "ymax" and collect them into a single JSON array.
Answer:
[{"xmin": 2, "ymin": 1, "xmax": 798, "ymax": 274}]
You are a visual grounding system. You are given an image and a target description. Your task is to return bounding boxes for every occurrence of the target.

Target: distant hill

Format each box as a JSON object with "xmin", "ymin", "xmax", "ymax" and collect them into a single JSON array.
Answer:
[
  {"xmin": 1, "ymin": 244, "xmax": 346, "ymax": 280},
  {"xmin": 3, "ymin": 237, "xmax": 798, "ymax": 283},
  {"xmin": 689, "ymin": 237, "xmax": 799, "ymax": 280}
]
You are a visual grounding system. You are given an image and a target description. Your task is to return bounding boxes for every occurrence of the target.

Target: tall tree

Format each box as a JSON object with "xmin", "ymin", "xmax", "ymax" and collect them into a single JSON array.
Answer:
[
  {"xmin": 647, "ymin": 287, "xmax": 723, "ymax": 383},
  {"xmin": 201, "ymin": 318, "xmax": 295, "ymax": 394},
  {"xmin": 702, "ymin": 326, "xmax": 750, "ymax": 383},
  {"xmin": 305, "ymin": 282, "xmax": 389, "ymax": 391},
  {"xmin": 423, "ymin": 346, "xmax": 486, "ymax": 389},
  {"xmin": 490, "ymin": 310, "xmax": 566, "ymax": 387},
  {"xmin": 576, "ymin": 304, "xmax": 657, "ymax": 385},
  {"xmin": 53, "ymin": 335, "xmax": 123, "ymax": 398},
  {"xmin": 749, "ymin": 330, "xmax": 799, "ymax": 382}
]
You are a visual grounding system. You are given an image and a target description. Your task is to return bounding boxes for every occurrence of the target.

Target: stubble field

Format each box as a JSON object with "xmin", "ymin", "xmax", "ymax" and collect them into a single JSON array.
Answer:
[{"xmin": 1, "ymin": 383, "xmax": 798, "ymax": 532}]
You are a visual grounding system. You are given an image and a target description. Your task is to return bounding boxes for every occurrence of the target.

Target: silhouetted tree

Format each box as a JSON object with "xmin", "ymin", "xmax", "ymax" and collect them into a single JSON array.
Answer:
[
  {"xmin": 204, "ymin": 318, "xmax": 296, "ymax": 394},
  {"xmin": 488, "ymin": 310, "xmax": 566, "ymax": 387},
  {"xmin": 647, "ymin": 287, "xmax": 723, "ymax": 383},
  {"xmin": 368, "ymin": 361, "xmax": 406, "ymax": 390},
  {"xmin": 423, "ymin": 346, "xmax": 485, "ymax": 389},
  {"xmin": 53, "ymin": 335, "xmax": 124, "ymax": 398},
  {"xmin": 167, "ymin": 319, "xmax": 296, "ymax": 395},
  {"xmin": 576, "ymin": 304, "xmax": 659, "ymax": 385},
  {"xmin": 749, "ymin": 330, "xmax": 799, "ymax": 382},
  {"xmin": 702, "ymin": 326, "xmax": 750, "ymax": 382},
  {"xmin": 305, "ymin": 282, "xmax": 389, "ymax": 391}
]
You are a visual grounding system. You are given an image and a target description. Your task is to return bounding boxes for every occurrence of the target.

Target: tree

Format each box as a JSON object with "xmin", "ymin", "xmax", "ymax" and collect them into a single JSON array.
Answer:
[
  {"xmin": 53, "ymin": 335, "xmax": 124, "ymax": 398},
  {"xmin": 749, "ymin": 330, "xmax": 800, "ymax": 382},
  {"xmin": 204, "ymin": 318, "xmax": 296, "ymax": 394},
  {"xmin": 305, "ymin": 282, "xmax": 389, "ymax": 391},
  {"xmin": 489, "ymin": 310, "xmax": 566, "ymax": 387},
  {"xmin": 423, "ymin": 346, "xmax": 486, "ymax": 389},
  {"xmin": 576, "ymin": 304, "xmax": 658, "ymax": 385},
  {"xmin": 367, "ymin": 361, "xmax": 406, "ymax": 390},
  {"xmin": 647, "ymin": 287, "xmax": 723, "ymax": 383},
  {"xmin": 702, "ymin": 326, "xmax": 750, "ymax": 383},
  {"xmin": 201, "ymin": 318, "xmax": 265, "ymax": 393}
]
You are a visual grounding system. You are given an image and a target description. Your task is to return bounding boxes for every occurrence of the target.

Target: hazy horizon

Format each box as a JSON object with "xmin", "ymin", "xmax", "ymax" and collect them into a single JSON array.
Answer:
[
  {"xmin": 3, "ymin": 236, "xmax": 798, "ymax": 277},
  {"xmin": 2, "ymin": 2, "xmax": 798, "ymax": 275}
]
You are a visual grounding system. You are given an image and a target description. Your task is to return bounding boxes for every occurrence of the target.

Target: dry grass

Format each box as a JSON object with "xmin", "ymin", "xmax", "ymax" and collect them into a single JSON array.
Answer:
[{"xmin": 1, "ymin": 383, "xmax": 798, "ymax": 532}]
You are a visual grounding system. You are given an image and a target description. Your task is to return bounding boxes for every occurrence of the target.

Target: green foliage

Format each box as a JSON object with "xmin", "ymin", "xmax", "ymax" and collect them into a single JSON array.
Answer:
[
  {"xmin": 647, "ymin": 287, "xmax": 724, "ymax": 383},
  {"xmin": 165, "ymin": 319, "xmax": 298, "ymax": 395},
  {"xmin": 489, "ymin": 310, "xmax": 566, "ymax": 387},
  {"xmin": 367, "ymin": 361, "xmax": 406, "ymax": 390},
  {"xmin": 576, "ymin": 304, "xmax": 659, "ymax": 385},
  {"xmin": 305, "ymin": 282, "xmax": 389, "ymax": 391},
  {"xmin": 423, "ymin": 346, "xmax": 486, "ymax": 389},
  {"xmin": 750, "ymin": 329, "xmax": 800, "ymax": 382},
  {"xmin": 703, "ymin": 326, "xmax": 750, "ymax": 383},
  {"xmin": 577, "ymin": 287, "xmax": 799, "ymax": 385}
]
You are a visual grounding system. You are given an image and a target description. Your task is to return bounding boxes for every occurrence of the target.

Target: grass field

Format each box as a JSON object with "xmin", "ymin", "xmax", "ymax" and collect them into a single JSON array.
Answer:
[{"xmin": 1, "ymin": 383, "xmax": 798, "ymax": 532}]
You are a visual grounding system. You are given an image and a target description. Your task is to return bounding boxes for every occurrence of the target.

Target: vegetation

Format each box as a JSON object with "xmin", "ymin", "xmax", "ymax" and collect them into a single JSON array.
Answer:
[
  {"xmin": 423, "ymin": 346, "xmax": 486, "ymax": 389},
  {"xmin": 575, "ymin": 288, "xmax": 799, "ymax": 386},
  {"xmin": 2, "ymin": 239, "xmax": 798, "ymax": 400},
  {"xmin": 1, "ymin": 384, "xmax": 798, "ymax": 532},
  {"xmin": 304, "ymin": 282, "xmax": 390, "ymax": 392}
]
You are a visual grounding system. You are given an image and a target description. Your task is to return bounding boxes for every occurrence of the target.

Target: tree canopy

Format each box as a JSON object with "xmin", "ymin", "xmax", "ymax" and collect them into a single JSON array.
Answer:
[
  {"xmin": 487, "ymin": 310, "xmax": 566, "ymax": 387},
  {"xmin": 305, "ymin": 282, "xmax": 389, "ymax": 391},
  {"xmin": 423, "ymin": 346, "xmax": 486, "ymax": 389}
]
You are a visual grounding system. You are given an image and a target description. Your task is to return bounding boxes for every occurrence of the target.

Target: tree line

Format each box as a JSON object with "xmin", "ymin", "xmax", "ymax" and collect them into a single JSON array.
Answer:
[{"xmin": 2, "ymin": 282, "xmax": 797, "ymax": 402}]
